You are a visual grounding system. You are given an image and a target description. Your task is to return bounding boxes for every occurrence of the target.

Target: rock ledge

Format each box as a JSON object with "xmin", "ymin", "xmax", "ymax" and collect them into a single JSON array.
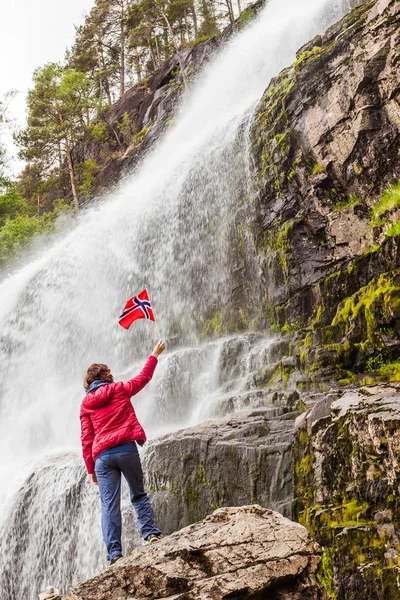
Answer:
[{"xmin": 68, "ymin": 505, "xmax": 327, "ymax": 600}]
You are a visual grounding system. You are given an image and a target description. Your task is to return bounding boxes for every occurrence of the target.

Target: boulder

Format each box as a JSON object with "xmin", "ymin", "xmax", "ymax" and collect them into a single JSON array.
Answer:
[{"xmin": 69, "ymin": 505, "xmax": 327, "ymax": 600}]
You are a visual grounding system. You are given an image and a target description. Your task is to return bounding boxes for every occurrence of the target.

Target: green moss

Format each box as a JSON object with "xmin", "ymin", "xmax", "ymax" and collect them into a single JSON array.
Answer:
[
  {"xmin": 258, "ymin": 218, "xmax": 295, "ymax": 283},
  {"xmin": 294, "ymin": 45, "xmax": 324, "ymax": 69},
  {"xmin": 255, "ymin": 69, "xmax": 295, "ymax": 196},
  {"xmin": 334, "ymin": 194, "xmax": 360, "ymax": 211},
  {"xmin": 372, "ymin": 181, "xmax": 400, "ymax": 220},
  {"xmin": 378, "ymin": 361, "xmax": 400, "ymax": 382},
  {"xmin": 134, "ymin": 126, "xmax": 149, "ymax": 141},
  {"xmin": 317, "ymin": 547, "xmax": 336, "ymax": 599},
  {"xmin": 258, "ymin": 423, "xmax": 270, "ymax": 436},
  {"xmin": 331, "ymin": 271, "xmax": 400, "ymax": 360},
  {"xmin": 294, "ymin": 399, "xmax": 308, "ymax": 413},
  {"xmin": 200, "ymin": 310, "xmax": 223, "ymax": 339},
  {"xmin": 363, "ymin": 244, "xmax": 381, "ymax": 256},
  {"xmin": 385, "ymin": 221, "xmax": 400, "ymax": 238},
  {"xmin": 312, "ymin": 163, "xmax": 326, "ymax": 175}
]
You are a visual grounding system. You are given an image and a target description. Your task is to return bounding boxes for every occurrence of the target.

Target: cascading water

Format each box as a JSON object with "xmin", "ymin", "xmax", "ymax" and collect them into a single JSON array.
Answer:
[{"xmin": 0, "ymin": 0, "xmax": 354, "ymax": 597}]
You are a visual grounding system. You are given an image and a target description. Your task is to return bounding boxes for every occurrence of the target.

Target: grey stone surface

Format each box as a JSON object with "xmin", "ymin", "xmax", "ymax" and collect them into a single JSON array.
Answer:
[
  {"xmin": 144, "ymin": 407, "xmax": 298, "ymax": 534},
  {"xmin": 69, "ymin": 506, "xmax": 327, "ymax": 600}
]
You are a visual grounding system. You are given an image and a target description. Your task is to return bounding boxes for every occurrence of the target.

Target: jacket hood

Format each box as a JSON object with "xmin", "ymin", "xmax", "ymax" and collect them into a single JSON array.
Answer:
[
  {"xmin": 87, "ymin": 380, "xmax": 110, "ymax": 394},
  {"xmin": 84, "ymin": 381, "xmax": 116, "ymax": 409}
]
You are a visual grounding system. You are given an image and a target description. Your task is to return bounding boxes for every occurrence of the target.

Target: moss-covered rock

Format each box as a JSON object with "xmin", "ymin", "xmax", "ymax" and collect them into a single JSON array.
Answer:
[{"xmin": 293, "ymin": 387, "xmax": 400, "ymax": 599}]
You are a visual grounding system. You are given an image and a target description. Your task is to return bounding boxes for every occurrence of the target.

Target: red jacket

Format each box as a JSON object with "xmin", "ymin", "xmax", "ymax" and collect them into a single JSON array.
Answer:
[{"xmin": 80, "ymin": 355, "xmax": 158, "ymax": 474}]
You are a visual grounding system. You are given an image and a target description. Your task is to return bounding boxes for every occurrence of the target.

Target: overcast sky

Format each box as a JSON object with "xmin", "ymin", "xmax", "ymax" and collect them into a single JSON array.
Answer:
[{"xmin": 0, "ymin": 0, "xmax": 95, "ymax": 174}]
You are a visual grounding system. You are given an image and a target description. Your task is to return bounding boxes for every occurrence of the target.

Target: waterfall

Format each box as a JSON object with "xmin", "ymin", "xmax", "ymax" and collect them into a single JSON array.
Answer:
[{"xmin": 0, "ymin": 0, "xmax": 353, "ymax": 597}]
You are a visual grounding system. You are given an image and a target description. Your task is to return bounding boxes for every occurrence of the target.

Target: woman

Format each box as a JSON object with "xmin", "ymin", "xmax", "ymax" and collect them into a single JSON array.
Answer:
[{"xmin": 80, "ymin": 340, "xmax": 165, "ymax": 565}]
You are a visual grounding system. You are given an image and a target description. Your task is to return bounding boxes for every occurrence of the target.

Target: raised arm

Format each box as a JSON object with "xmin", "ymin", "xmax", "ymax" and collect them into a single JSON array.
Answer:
[
  {"xmin": 80, "ymin": 411, "xmax": 95, "ymax": 474},
  {"xmin": 122, "ymin": 340, "xmax": 165, "ymax": 397}
]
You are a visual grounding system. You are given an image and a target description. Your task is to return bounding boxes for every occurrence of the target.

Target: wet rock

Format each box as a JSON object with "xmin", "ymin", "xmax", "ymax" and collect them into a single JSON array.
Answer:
[
  {"xmin": 293, "ymin": 384, "xmax": 400, "ymax": 599},
  {"xmin": 38, "ymin": 588, "xmax": 61, "ymax": 600},
  {"xmin": 69, "ymin": 505, "xmax": 328, "ymax": 600},
  {"xmin": 144, "ymin": 407, "xmax": 297, "ymax": 533}
]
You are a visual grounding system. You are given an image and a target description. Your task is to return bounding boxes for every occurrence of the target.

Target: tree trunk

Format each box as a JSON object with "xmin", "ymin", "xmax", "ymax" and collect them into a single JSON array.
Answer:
[
  {"xmin": 99, "ymin": 44, "xmax": 112, "ymax": 105},
  {"xmin": 184, "ymin": 9, "xmax": 190, "ymax": 43},
  {"xmin": 133, "ymin": 46, "xmax": 142, "ymax": 82},
  {"xmin": 95, "ymin": 45, "xmax": 104, "ymax": 106},
  {"xmin": 147, "ymin": 39, "xmax": 157, "ymax": 71},
  {"xmin": 225, "ymin": 0, "xmax": 235, "ymax": 24},
  {"xmin": 154, "ymin": 35, "xmax": 161, "ymax": 68},
  {"xmin": 64, "ymin": 136, "xmax": 79, "ymax": 208},
  {"xmin": 236, "ymin": 0, "xmax": 241, "ymax": 15},
  {"xmin": 192, "ymin": 2, "xmax": 199, "ymax": 39},
  {"xmin": 57, "ymin": 141, "xmax": 63, "ymax": 171},
  {"xmin": 120, "ymin": 23, "xmax": 125, "ymax": 97},
  {"xmin": 57, "ymin": 106, "xmax": 78, "ymax": 208}
]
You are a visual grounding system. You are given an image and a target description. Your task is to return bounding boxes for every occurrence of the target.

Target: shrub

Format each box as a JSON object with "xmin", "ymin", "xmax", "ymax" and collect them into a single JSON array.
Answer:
[{"xmin": 0, "ymin": 213, "xmax": 47, "ymax": 266}]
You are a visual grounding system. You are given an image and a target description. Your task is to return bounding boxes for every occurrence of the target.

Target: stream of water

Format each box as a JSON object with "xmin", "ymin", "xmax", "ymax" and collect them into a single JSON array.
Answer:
[{"xmin": 0, "ymin": 0, "xmax": 354, "ymax": 596}]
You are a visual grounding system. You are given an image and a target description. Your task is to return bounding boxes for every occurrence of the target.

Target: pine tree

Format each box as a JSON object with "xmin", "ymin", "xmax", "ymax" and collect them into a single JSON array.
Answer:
[{"xmin": 16, "ymin": 64, "xmax": 94, "ymax": 208}]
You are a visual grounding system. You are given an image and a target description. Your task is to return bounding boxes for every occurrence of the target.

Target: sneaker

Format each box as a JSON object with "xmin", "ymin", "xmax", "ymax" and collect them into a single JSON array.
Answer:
[
  {"xmin": 109, "ymin": 555, "xmax": 123, "ymax": 566},
  {"xmin": 145, "ymin": 534, "xmax": 162, "ymax": 544}
]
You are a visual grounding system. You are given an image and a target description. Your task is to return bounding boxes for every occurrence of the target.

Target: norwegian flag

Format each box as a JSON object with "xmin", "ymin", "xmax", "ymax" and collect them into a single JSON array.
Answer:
[{"xmin": 119, "ymin": 288, "xmax": 155, "ymax": 330}]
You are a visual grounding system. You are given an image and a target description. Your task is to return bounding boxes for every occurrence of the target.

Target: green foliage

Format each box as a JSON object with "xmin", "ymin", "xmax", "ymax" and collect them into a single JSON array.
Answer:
[
  {"xmin": 0, "ymin": 214, "xmax": 48, "ymax": 266},
  {"xmin": 0, "ymin": 188, "xmax": 31, "ymax": 227},
  {"xmin": 76, "ymin": 158, "xmax": 98, "ymax": 200},
  {"xmin": 52, "ymin": 198, "xmax": 77, "ymax": 217},
  {"xmin": 117, "ymin": 112, "xmax": 136, "ymax": 145},
  {"xmin": 89, "ymin": 122, "xmax": 109, "ymax": 144},
  {"xmin": 198, "ymin": 0, "xmax": 219, "ymax": 37},
  {"xmin": 236, "ymin": 5, "xmax": 255, "ymax": 29},
  {"xmin": 16, "ymin": 63, "xmax": 95, "ymax": 207},
  {"xmin": 366, "ymin": 355, "xmax": 400, "ymax": 381}
]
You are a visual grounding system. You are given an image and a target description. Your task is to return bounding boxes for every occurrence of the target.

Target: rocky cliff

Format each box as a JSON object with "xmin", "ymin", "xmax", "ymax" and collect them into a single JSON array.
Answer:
[{"xmin": 248, "ymin": 0, "xmax": 400, "ymax": 382}]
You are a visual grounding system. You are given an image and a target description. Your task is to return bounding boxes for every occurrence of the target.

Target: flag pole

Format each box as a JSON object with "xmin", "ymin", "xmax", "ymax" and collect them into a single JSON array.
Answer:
[{"xmin": 144, "ymin": 284, "xmax": 163, "ymax": 341}]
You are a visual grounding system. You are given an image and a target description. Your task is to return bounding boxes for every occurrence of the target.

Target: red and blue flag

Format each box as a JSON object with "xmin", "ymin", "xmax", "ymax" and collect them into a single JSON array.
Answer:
[{"xmin": 119, "ymin": 288, "xmax": 155, "ymax": 330}]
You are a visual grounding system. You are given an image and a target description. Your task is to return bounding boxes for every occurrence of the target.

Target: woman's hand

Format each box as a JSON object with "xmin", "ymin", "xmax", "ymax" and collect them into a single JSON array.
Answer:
[
  {"xmin": 91, "ymin": 473, "xmax": 98, "ymax": 486},
  {"xmin": 152, "ymin": 339, "xmax": 166, "ymax": 358}
]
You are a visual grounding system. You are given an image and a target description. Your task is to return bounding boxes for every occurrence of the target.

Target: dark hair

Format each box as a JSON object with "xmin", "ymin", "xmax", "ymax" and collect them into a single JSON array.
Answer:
[{"xmin": 84, "ymin": 363, "xmax": 114, "ymax": 390}]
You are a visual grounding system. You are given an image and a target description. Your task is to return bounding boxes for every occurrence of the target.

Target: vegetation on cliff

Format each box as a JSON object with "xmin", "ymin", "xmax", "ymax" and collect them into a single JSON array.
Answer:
[{"xmin": 0, "ymin": 0, "xmax": 254, "ymax": 272}]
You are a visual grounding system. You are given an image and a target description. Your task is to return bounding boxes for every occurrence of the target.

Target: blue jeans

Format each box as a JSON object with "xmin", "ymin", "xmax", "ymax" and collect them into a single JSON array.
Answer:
[{"xmin": 95, "ymin": 448, "xmax": 161, "ymax": 561}]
